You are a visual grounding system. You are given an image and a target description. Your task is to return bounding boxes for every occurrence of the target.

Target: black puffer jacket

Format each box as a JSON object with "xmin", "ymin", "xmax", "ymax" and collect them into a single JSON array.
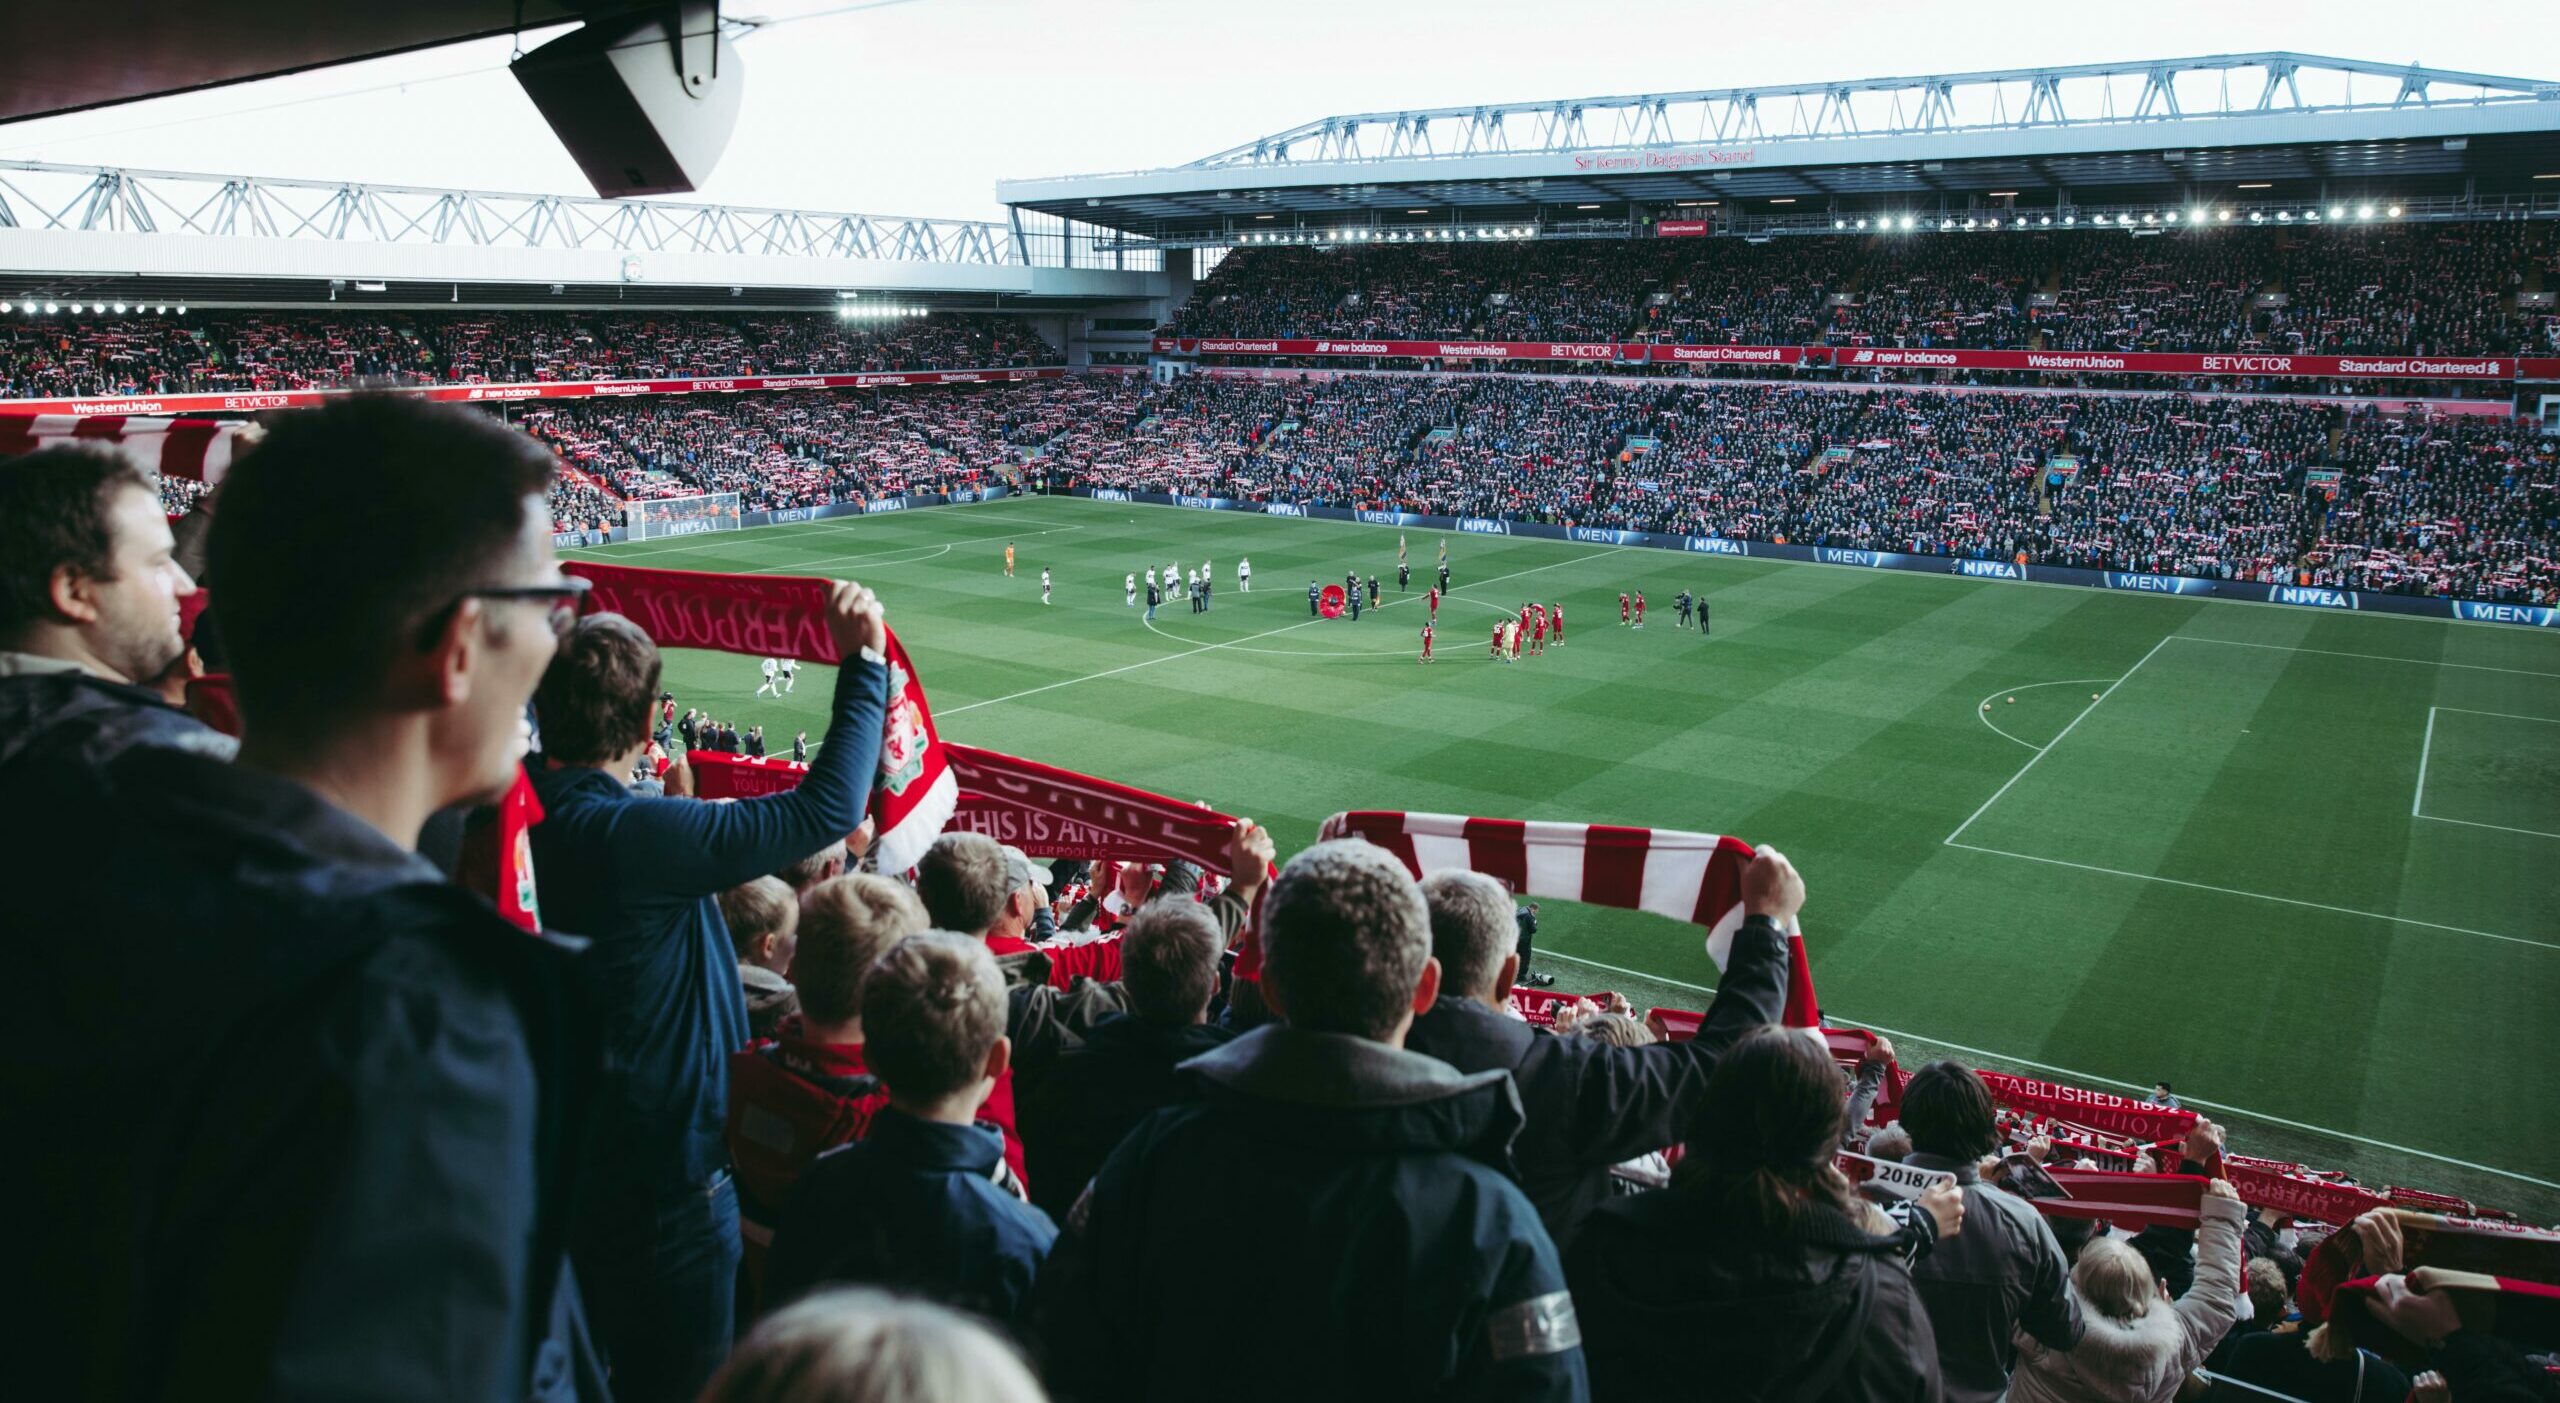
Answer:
[{"xmin": 1567, "ymin": 1188, "xmax": 1941, "ymax": 1403}]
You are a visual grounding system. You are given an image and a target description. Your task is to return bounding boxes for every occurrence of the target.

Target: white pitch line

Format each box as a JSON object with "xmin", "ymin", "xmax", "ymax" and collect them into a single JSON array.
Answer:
[
  {"xmin": 2431, "ymin": 706, "xmax": 2560, "ymax": 726},
  {"xmin": 2175, "ymin": 635, "xmax": 2560, "ymax": 680},
  {"xmin": 939, "ymin": 547, "xmax": 1626, "ymax": 717},
  {"xmin": 1973, "ymin": 679, "xmax": 2118, "ymax": 751},
  {"xmin": 2413, "ymin": 707, "xmax": 2440, "ymax": 818},
  {"xmin": 2412, "ymin": 812, "xmax": 2560, "ymax": 841},
  {"xmin": 1944, "ymin": 634, "xmax": 2175, "ymax": 845},
  {"xmin": 1534, "ymin": 948, "xmax": 2560, "ymax": 1191},
  {"xmin": 1941, "ymin": 840, "xmax": 2558, "ymax": 951}
]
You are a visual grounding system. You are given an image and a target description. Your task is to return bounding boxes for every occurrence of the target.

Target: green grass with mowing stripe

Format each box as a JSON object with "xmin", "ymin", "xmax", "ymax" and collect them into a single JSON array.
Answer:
[{"xmin": 573, "ymin": 495, "xmax": 2560, "ymax": 1217}]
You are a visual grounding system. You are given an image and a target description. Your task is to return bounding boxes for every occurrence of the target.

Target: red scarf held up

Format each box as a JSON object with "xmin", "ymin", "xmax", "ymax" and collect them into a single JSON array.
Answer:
[
  {"xmin": 690, "ymin": 742, "xmax": 1240, "ymax": 871},
  {"xmin": 1974, "ymin": 1069, "xmax": 2198, "ymax": 1142},
  {"xmin": 2034, "ymin": 1168, "xmax": 2213, "ymax": 1232},
  {"xmin": 1318, "ymin": 809, "xmax": 1819, "ymax": 1027},
  {"xmin": 564, "ymin": 560, "xmax": 844, "ymax": 663},
  {"xmin": 560, "ymin": 562, "xmax": 954, "ymax": 873},
  {"xmin": 2298, "ymin": 1211, "xmax": 2560, "ymax": 1326}
]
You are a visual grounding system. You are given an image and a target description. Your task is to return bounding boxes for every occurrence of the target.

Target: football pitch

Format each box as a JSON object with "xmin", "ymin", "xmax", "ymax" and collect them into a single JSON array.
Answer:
[{"xmin": 570, "ymin": 495, "xmax": 2560, "ymax": 1216}]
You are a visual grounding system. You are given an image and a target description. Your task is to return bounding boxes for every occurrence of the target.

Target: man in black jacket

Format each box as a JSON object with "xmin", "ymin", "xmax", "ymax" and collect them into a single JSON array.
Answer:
[
  {"xmin": 4, "ymin": 397, "xmax": 606, "ymax": 1402},
  {"xmin": 1514, "ymin": 899, "xmax": 1553, "ymax": 988},
  {"xmin": 1900, "ymin": 1060, "xmax": 2084, "ymax": 1403},
  {"xmin": 1037, "ymin": 839, "xmax": 1588, "ymax": 1401},
  {"xmin": 1017, "ymin": 897, "xmax": 1233, "ymax": 1222},
  {"xmin": 0, "ymin": 445, "xmax": 233, "ymax": 783},
  {"xmin": 1402, "ymin": 861, "xmax": 1796, "ymax": 1251}
]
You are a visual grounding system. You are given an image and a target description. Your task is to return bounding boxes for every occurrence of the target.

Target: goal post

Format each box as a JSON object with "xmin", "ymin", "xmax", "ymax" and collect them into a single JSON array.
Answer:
[{"xmin": 625, "ymin": 492, "xmax": 743, "ymax": 541}]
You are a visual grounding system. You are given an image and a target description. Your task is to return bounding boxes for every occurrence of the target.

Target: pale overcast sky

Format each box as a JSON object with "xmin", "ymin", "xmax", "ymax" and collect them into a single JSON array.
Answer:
[{"xmin": 2, "ymin": 0, "xmax": 2551, "ymax": 221}]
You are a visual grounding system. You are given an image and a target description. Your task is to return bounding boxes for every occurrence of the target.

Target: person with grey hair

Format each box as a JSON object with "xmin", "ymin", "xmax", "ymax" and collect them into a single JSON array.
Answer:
[
  {"xmin": 1038, "ymin": 839, "xmax": 1589, "ymax": 1401},
  {"xmin": 764, "ymin": 933, "xmax": 1057, "ymax": 1339},
  {"xmin": 1017, "ymin": 898, "xmax": 1235, "ymax": 1222},
  {"xmin": 702, "ymin": 1288, "xmax": 1046, "ymax": 1403},
  {"xmin": 1402, "ymin": 855, "xmax": 1804, "ymax": 1251}
]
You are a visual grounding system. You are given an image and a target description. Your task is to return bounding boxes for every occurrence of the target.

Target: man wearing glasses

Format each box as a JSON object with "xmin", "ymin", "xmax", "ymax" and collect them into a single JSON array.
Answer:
[{"xmin": 9, "ymin": 396, "xmax": 614, "ymax": 1402}]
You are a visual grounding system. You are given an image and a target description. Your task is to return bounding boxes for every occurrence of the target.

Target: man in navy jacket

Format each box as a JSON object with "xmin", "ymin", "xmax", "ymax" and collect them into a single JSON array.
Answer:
[
  {"xmin": 530, "ymin": 590, "xmax": 887, "ymax": 1403},
  {"xmin": 1037, "ymin": 840, "xmax": 1588, "ymax": 1401},
  {"xmin": 7, "ymin": 397, "xmax": 609, "ymax": 1401}
]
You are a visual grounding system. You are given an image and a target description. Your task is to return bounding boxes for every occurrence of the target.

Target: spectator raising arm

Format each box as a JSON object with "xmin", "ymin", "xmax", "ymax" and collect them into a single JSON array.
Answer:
[{"xmin": 591, "ymin": 581, "xmax": 888, "ymax": 901}]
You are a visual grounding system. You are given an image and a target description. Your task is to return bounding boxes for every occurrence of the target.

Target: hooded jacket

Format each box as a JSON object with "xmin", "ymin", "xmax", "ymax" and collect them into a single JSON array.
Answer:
[
  {"xmin": 4, "ymin": 742, "xmax": 603, "ymax": 1402},
  {"xmin": 1567, "ymin": 1185, "xmax": 1942, "ymax": 1403},
  {"xmin": 1036, "ymin": 1024, "xmax": 1588, "ymax": 1402},
  {"xmin": 2006, "ymin": 1194, "xmax": 2246, "ymax": 1403}
]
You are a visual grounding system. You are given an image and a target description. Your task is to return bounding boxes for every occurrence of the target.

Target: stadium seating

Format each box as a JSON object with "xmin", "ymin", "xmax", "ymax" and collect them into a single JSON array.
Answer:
[
  {"xmin": 1172, "ymin": 225, "xmax": 2560, "ymax": 357},
  {"xmin": 1037, "ymin": 376, "xmax": 2559, "ymax": 602},
  {"xmin": 0, "ymin": 310, "xmax": 1052, "ymax": 399},
  {"xmin": 498, "ymin": 364, "xmax": 2559, "ymax": 603}
]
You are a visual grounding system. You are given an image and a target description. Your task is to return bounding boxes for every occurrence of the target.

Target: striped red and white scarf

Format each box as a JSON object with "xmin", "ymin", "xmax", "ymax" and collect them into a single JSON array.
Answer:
[{"xmin": 1318, "ymin": 810, "xmax": 1819, "ymax": 1026}]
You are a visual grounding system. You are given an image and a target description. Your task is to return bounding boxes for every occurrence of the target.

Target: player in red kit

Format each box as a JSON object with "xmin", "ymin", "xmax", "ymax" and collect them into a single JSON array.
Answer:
[
  {"xmin": 1620, "ymin": 592, "xmax": 1631, "ymax": 625},
  {"xmin": 1419, "ymin": 621, "xmax": 1435, "ymax": 664},
  {"xmin": 1529, "ymin": 605, "xmax": 1546, "ymax": 655},
  {"xmin": 1489, "ymin": 620, "xmax": 1505, "ymax": 661},
  {"xmin": 1550, "ymin": 603, "xmax": 1564, "ymax": 645},
  {"xmin": 1634, "ymin": 590, "xmax": 1647, "ymax": 628},
  {"xmin": 1427, "ymin": 586, "xmax": 1440, "ymax": 621}
]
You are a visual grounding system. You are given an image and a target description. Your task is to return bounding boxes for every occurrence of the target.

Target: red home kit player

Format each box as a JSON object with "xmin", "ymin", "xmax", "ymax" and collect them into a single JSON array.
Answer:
[
  {"xmin": 1529, "ymin": 604, "xmax": 1546, "ymax": 655},
  {"xmin": 1419, "ymin": 621, "xmax": 1435, "ymax": 664},
  {"xmin": 1550, "ymin": 603, "xmax": 1563, "ymax": 645},
  {"xmin": 1619, "ymin": 592, "xmax": 1631, "ymax": 625},
  {"xmin": 1633, "ymin": 590, "xmax": 1647, "ymax": 628},
  {"xmin": 1427, "ymin": 585, "xmax": 1440, "ymax": 621}
]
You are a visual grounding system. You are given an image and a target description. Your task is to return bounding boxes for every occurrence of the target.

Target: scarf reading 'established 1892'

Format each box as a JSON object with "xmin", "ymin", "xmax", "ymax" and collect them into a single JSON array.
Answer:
[{"xmin": 563, "ymin": 560, "xmax": 957, "ymax": 872}]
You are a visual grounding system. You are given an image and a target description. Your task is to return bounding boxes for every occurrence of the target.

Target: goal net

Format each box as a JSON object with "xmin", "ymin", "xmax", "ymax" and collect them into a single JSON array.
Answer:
[{"xmin": 626, "ymin": 492, "xmax": 743, "ymax": 542}]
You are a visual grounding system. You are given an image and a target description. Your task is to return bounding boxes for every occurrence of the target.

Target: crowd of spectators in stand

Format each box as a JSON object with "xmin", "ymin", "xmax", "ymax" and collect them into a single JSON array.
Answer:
[
  {"xmin": 1047, "ymin": 374, "xmax": 2560, "ymax": 602},
  {"xmin": 477, "ymin": 365, "xmax": 2560, "ymax": 604},
  {"xmin": 0, "ymin": 311, "xmax": 1052, "ymax": 399},
  {"xmin": 1168, "ymin": 225, "xmax": 2560, "ymax": 358},
  {"xmin": 515, "ymin": 378, "xmax": 1153, "ymax": 511},
  {"xmin": 9, "ymin": 396, "xmax": 2558, "ymax": 1403}
]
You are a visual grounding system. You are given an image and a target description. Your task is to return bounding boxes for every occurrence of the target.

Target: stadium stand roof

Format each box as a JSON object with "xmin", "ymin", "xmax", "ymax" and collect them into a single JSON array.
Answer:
[
  {"xmin": 999, "ymin": 53, "xmax": 2560, "ymax": 244},
  {"xmin": 0, "ymin": 1, "xmax": 621, "ymax": 124},
  {"xmin": 0, "ymin": 160, "xmax": 1159, "ymax": 311}
]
